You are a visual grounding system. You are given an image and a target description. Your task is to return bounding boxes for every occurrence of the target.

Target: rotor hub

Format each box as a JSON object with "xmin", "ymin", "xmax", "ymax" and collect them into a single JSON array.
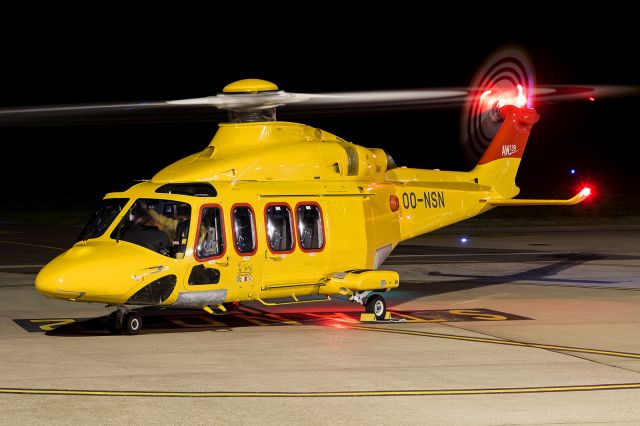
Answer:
[{"xmin": 222, "ymin": 79, "xmax": 279, "ymax": 94}]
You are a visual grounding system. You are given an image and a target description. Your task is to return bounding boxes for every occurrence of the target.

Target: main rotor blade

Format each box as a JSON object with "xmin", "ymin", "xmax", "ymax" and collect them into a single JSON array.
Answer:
[
  {"xmin": 0, "ymin": 89, "xmax": 471, "ymax": 125},
  {"xmin": 0, "ymin": 85, "xmax": 636, "ymax": 126},
  {"xmin": 289, "ymin": 89, "xmax": 468, "ymax": 106},
  {"xmin": 0, "ymin": 102, "xmax": 225, "ymax": 126},
  {"xmin": 532, "ymin": 85, "xmax": 639, "ymax": 102}
]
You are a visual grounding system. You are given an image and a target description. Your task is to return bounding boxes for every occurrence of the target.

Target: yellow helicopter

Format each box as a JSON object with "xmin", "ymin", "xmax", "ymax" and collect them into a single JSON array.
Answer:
[{"xmin": 23, "ymin": 50, "xmax": 593, "ymax": 335}]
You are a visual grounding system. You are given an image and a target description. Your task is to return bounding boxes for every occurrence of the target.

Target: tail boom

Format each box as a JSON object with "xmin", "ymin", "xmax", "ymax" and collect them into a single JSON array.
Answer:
[{"xmin": 387, "ymin": 105, "xmax": 542, "ymax": 241}]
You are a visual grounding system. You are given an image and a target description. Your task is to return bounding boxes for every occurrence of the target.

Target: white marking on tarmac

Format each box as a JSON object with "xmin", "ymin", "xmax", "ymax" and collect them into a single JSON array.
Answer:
[
  {"xmin": 390, "ymin": 251, "xmax": 575, "ymax": 258},
  {"xmin": 0, "ymin": 240, "xmax": 65, "ymax": 251},
  {"xmin": 0, "ymin": 264, "xmax": 45, "ymax": 268}
]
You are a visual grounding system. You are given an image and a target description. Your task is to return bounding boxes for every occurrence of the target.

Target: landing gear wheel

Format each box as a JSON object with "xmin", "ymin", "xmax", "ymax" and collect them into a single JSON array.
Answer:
[
  {"xmin": 365, "ymin": 294, "xmax": 387, "ymax": 320},
  {"xmin": 107, "ymin": 311, "xmax": 123, "ymax": 335},
  {"xmin": 123, "ymin": 312, "xmax": 142, "ymax": 335}
]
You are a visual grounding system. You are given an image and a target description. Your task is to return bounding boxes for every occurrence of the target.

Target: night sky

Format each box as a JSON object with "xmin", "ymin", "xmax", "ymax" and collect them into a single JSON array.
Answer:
[{"xmin": 1, "ymin": 12, "xmax": 638, "ymax": 210}]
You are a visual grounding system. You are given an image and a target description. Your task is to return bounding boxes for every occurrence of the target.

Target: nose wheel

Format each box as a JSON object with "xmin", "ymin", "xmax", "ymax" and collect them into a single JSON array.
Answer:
[{"xmin": 107, "ymin": 308, "xmax": 142, "ymax": 335}]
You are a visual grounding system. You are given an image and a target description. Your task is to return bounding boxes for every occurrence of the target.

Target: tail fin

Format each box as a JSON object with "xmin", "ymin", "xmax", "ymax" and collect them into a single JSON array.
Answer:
[
  {"xmin": 472, "ymin": 105, "xmax": 540, "ymax": 198},
  {"xmin": 386, "ymin": 104, "xmax": 589, "ymax": 242}
]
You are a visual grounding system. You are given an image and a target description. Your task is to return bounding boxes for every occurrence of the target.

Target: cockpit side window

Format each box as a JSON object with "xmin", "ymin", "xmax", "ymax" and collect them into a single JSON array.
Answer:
[
  {"xmin": 232, "ymin": 204, "xmax": 257, "ymax": 255},
  {"xmin": 77, "ymin": 198, "xmax": 128, "ymax": 242},
  {"xmin": 195, "ymin": 205, "xmax": 225, "ymax": 261},
  {"xmin": 265, "ymin": 204, "xmax": 294, "ymax": 253},
  {"xmin": 110, "ymin": 199, "xmax": 191, "ymax": 259}
]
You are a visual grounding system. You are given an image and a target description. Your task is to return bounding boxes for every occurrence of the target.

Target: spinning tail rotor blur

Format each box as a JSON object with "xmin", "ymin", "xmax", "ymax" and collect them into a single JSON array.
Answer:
[{"xmin": 460, "ymin": 46, "xmax": 535, "ymax": 165}]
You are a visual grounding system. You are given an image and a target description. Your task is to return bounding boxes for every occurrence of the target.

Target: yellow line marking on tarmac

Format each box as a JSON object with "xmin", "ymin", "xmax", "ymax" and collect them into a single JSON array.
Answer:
[
  {"xmin": 0, "ymin": 240, "xmax": 65, "ymax": 251},
  {"xmin": 1, "ymin": 383, "xmax": 639, "ymax": 397},
  {"xmin": 352, "ymin": 326, "xmax": 640, "ymax": 359}
]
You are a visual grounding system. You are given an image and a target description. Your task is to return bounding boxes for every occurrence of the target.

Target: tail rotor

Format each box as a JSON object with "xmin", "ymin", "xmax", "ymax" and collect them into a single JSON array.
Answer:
[{"xmin": 460, "ymin": 47, "xmax": 535, "ymax": 165}]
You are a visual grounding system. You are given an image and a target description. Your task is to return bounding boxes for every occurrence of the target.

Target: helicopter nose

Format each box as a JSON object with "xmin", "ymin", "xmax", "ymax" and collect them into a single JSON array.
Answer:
[
  {"xmin": 35, "ymin": 244, "xmax": 104, "ymax": 301},
  {"xmin": 36, "ymin": 260, "xmax": 84, "ymax": 301},
  {"xmin": 35, "ymin": 242, "xmax": 155, "ymax": 304}
]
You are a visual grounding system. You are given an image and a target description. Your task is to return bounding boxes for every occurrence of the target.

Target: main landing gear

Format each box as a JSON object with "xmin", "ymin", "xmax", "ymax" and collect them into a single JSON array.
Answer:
[
  {"xmin": 108, "ymin": 307, "xmax": 142, "ymax": 335},
  {"xmin": 350, "ymin": 291, "xmax": 387, "ymax": 321}
]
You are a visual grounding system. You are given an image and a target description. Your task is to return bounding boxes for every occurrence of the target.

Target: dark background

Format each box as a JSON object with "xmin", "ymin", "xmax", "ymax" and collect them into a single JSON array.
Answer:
[{"xmin": 1, "ymin": 10, "xmax": 638, "ymax": 224}]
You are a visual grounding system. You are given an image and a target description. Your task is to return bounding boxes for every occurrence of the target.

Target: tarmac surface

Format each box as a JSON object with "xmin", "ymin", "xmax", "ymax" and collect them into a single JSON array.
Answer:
[{"xmin": 1, "ymin": 223, "xmax": 639, "ymax": 424}]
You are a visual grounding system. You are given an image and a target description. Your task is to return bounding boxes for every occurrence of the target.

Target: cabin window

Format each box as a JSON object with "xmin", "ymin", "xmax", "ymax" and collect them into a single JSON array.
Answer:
[
  {"xmin": 265, "ymin": 204, "xmax": 294, "ymax": 252},
  {"xmin": 232, "ymin": 205, "xmax": 257, "ymax": 255},
  {"xmin": 77, "ymin": 198, "xmax": 128, "ymax": 242},
  {"xmin": 110, "ymin": 199, "xmax": 191, "ymax": 259},
  {"xmin": 296, "ymin": 203, "xmax": 325, "ymax": 251},
  {"xmin": 195, "ymin": 205, "xmax": 225, "ymax": 260}
]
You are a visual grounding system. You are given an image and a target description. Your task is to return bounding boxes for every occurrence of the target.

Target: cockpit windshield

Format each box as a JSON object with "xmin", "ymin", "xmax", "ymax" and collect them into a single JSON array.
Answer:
[
  {"xmin": 110, "ymin": 199, "xmax": 192, "ymax": 259},
  {"xmin": 77, "ymin": 198, "xmax": 128, "ymax": 242}
]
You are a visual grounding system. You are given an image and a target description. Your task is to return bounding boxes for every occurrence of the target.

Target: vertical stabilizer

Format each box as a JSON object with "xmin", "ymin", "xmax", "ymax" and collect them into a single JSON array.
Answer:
[{"xmin": 472, "ymin": 105, "xmax": 539, "ymax": 198}]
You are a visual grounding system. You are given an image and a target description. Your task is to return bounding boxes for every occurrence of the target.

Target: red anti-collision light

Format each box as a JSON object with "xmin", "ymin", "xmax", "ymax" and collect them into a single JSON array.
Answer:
[
  {"xmin": 580, "ymin": 187, "xmax": 592, "ymax": 197},
  {"xmin": 389, "ymin": 195, "xmax": 400, "ymax": 212}
]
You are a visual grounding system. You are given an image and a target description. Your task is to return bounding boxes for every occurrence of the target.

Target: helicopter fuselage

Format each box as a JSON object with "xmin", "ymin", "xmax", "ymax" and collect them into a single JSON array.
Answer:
[{"xmin": 35, "ymin": 120, "xmax": 500, "ymax": 309}]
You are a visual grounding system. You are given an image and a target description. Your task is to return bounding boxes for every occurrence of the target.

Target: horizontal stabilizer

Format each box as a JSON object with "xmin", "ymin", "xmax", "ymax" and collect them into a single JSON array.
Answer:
[{"xmin": 482, "ymin": 187, "xmax": 591, "ymax": 206}]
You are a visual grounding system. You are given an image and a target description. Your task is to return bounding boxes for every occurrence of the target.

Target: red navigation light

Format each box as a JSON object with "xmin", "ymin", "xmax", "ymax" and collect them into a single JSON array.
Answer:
[
  {"xmin": 389, "ymin": 195, "xmax": 400, "ymax": 212},
  {"xmin": 515, "ymin": 84, "xmax": 527, "ymax": 108},
  {"xmin": 580, "ymin": 187, "xmax": 592, "ymax": 197},
  {"xmin": 481, "ymin": 84, "xmax": 528, "ymax": 111}
]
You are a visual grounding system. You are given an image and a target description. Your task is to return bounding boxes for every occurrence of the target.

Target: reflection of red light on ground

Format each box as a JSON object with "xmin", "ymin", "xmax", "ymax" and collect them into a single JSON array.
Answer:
[{"xmin": 330, "ymin": 322, "xmax": 346, "ymax": 329}]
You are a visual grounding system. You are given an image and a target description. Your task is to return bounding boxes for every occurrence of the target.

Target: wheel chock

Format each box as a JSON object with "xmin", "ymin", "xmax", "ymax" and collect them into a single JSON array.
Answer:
[
  {"xmin": 360, "ymin": 313, "xmax": 376, "ymax": 322},
  {"xmin": 359, "ymin": 312, "xmax": 392, "ymax": 322}
]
